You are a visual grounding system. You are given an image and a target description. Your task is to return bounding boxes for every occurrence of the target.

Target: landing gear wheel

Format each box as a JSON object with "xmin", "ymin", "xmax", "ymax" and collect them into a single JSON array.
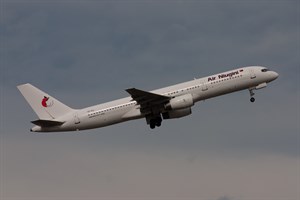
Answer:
[
  {"xmin": 249, "ymin": 88, "xmax": 256, "ymax": 103},
  {"xmin": 149, "ymin": 117, "xmax": 162, "ymax": 129},
  {"xmin": 150, "ymin": 124, "xmax": 155, "ymax": 129},
  {"xmin": 155, "ymin": 117, "xmax": 162, "ymax": 127},
  {"xmin": 150, "ymin": 121, "xmax": 156, "ymax": 129}
]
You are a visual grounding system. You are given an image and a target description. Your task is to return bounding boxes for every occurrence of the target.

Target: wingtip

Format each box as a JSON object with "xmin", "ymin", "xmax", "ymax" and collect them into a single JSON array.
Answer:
[{"xmin": 125, "ymin": 88, "xmax": 136, "ymax": 92}]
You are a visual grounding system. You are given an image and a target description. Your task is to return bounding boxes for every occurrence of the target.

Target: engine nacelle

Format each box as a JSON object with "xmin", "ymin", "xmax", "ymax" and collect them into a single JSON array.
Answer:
[
  {"xmin": 162, "ymin": 108, "xmax": 192, "ymax": 119},
  {"xmin": 165, "ymin": 93, "xmax": 194, "ymax": 110}
]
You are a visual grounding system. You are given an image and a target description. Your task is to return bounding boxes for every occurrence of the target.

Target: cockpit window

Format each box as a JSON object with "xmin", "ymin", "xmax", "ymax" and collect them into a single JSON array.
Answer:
[{"xmin": 261, "ymin": 68, "xmax": 269, "ymax": 72}]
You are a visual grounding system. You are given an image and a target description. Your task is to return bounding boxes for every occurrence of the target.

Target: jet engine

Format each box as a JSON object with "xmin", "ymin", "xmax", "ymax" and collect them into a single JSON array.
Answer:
[
  {"xmin": 165, "ymin": 93, "xmax": 194, "ymax": 110},
  {"xmin": 162, "ymin": 108, "xmax": 192, "ymax": 119}
]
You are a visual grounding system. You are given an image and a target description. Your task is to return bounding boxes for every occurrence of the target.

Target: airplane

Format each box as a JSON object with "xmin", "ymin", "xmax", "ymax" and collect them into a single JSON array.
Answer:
[{"xmin": 17, "ymin": 66, "xmax": 278, "ymax": 132}]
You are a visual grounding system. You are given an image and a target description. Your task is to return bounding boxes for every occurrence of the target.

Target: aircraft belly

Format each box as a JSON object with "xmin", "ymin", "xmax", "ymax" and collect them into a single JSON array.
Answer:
[{"xmin": 122, "ymin": 108, "xmax": 143, "ymax": 120}]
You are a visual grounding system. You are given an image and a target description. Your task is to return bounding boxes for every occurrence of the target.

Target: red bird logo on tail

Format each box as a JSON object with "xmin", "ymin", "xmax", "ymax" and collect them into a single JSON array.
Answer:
[{"xmin": 41, "ymin": 96, "xmax": 53, "ymax": 107}]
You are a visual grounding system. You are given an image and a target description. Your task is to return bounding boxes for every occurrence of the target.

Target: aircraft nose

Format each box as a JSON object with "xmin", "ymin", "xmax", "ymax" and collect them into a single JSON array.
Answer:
[{"xmin": 270, "ymin": 71, "xmax": 279, "ymax": 81}]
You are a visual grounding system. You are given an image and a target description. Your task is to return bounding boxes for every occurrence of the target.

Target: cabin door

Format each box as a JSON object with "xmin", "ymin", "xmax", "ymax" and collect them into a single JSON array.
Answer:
[
  {"xmin": 250, "ymin": 69, "xmax": 256, "ymax": 79},
  {"xmin": 201, "ymin": 82, "xmax": 208, "ymax": 91},
  {"xmin": 74, "ymin": 113, "xmax": 80, "ymax": 124}
]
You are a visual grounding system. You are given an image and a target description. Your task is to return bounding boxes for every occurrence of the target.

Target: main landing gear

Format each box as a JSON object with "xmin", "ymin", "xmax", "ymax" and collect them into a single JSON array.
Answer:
[
  {"xmin": 249, "ymin": 88, "xmax": 255, "ymax": 102},
  {"xmin": 147, "ymin": 113, "xmax": 162, "ymax": 129},
  {"xmin": 149, "ymin": 116, "xmax": 162, "ymax": 129}
]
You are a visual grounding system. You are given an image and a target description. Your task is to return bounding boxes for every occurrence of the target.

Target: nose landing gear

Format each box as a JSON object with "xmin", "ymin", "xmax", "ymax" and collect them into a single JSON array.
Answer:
[{"xmin": 249, "ymin": 88, "xmax": 255, "ymax": 102}]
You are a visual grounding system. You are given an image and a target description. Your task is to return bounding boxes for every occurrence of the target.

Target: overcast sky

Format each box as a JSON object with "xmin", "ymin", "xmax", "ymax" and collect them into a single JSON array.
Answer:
[{"xmin": 1, "ymin": 1, "xmax": 299, "ymax": 200}]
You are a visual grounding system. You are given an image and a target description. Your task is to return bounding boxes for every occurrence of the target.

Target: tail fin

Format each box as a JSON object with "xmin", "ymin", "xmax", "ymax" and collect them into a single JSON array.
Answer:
[{"xmin": 17, "ymin": 83, "xmax": 74, "ymax": 119}]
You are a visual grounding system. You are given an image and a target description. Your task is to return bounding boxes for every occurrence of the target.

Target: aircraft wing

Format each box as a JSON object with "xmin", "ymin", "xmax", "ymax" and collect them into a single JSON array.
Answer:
[{"xmin": 126, "ymin": 88, "xmax": 171, "ymax": 113}]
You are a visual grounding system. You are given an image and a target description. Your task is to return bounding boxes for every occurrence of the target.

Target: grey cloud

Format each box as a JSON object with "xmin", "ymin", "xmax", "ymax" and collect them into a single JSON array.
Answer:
[
  {"xmin": 217, "ymin": 196, "xmax": 233, "ymax": 200},
  {"xmin": 3, "ymin": 2, "xmax": 297, "ymax": 89},
  {"xmin": 2, "ymin": 0, "xmax": 298, "ymax": 153},
  {"xmin": 2, "ymin": 136, "xmax": 298, "ymax": 199},
  {"xmin": 2, "ymin": 0, "xmax": 298, "ymax": 156},
  {"xmin": 1, "ymin": 1, "xmax": 299, "ymax": 200}
]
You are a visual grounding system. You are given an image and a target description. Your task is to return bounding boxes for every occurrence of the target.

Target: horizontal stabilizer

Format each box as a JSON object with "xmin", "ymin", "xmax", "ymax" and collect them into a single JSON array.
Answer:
[{"xmin": 31, "ymin": 119, "xmax": 65, "ymax": 127}]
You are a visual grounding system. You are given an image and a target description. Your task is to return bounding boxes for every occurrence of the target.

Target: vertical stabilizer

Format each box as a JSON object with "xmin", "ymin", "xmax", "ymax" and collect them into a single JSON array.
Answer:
[{"xmin": 17, "ymin": 83, "xmax": 74, "ymax": 119}]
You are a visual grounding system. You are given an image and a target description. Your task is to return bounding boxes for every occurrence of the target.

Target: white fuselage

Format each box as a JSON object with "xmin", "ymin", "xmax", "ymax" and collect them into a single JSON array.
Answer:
[{"xmin": 30, "ymin": 66, "xmax": 278, "ymax": 132}]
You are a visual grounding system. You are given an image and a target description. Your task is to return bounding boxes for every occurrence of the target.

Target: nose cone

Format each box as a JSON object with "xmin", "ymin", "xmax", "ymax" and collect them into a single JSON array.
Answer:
[{"xmin": 271, "ymin": 71, "xmax": 279, "ymax": 80}]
